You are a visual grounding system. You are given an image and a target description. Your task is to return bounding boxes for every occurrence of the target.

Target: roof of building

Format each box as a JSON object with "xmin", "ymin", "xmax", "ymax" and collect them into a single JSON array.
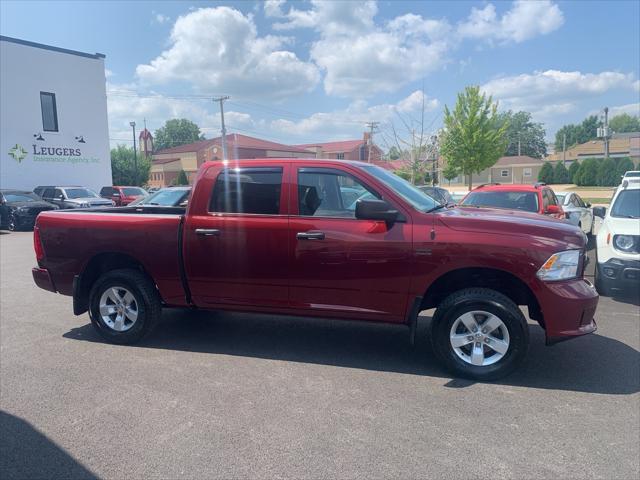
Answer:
[
  {"xmin": 295, "ymin": 139, "xmax": 368, "ymax": 153},
  {"xmin": 152, "ymin": 157, "xmax": 182, "ymax": 165},
  {"xmin": 154, "ymin": 133, "xmax": 310, "ymax": 156},
  {"xmin": 546, "ymin": 136, "xmax": 636, "ymax": 161},
  {"xmin": 0, "ymin": 35, "xmax": 105, "ymax": 59},
  {"xmin": 493, "ymin": 155, "xmax": 543, "ymax": 167}
]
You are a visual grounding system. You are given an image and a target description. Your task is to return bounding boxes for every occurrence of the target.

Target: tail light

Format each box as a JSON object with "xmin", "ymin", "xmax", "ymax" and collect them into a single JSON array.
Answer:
[{"xmin": 33, "ymin": 226, "xmax": 45, "ymax": 263}]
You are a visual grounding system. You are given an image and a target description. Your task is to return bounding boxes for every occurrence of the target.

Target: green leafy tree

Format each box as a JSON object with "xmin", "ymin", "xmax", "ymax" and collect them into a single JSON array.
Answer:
[
  {"xmin": 609, "ymin": 114, "xmax": 640, "ymax": 134},
  {"xmin": 575, "ymin": 158, "xmax": 599, "ymax": 186},
  {"xmin": 597, "ymin": 158, "xmax": 618, "ymax": 186},
  {"xmin": 496, "ymin": 110, "xmax": 547, "ymax": 158},
  {"xmin": 440, "ymin": 86, "xmax": 508, "ymax": 191},
  {"xmin": 154, "ymin": 119, "xmax": 204, "ymax": 151},
  {"xmin": 553, "ymin": 161, "xmax": 570, "ymax": 184},
  {"xmin": 554, "ymin": 115, "xmax": 600, "ymax": 151},
  {"xmin": 442, "ymin": 163, "xmax": 459, "ymax": 185},
  {"xmin": 394, "ymin": 169, "xmax": 411, "ymax": 181},
  {"xmin": 387, "ymin": 146, "xmax": 402, "ymax": 160},
  {"xmin": 614, "ymin": 157, "xmax": 634, "ymax": 180},
  {"xmin": 538, "ymin": 161, "xmax": 554, "ymax": 183},
  {"xmin": 110, "ymin": 145, "xmax": 150, "ymax": 186},
  {"xmin": 173, "ymin": 169, "xmax": 189, "ymax": 185},
  {"xmin": 568, "ymin": 161, "xmax": 580, "ymax": 184}
]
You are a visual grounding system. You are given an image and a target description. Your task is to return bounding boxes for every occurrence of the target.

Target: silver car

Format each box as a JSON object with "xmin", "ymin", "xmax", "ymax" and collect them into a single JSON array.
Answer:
[{"xmin": 555, "ymin": 191, "xmax": 594, "ymax": 235}]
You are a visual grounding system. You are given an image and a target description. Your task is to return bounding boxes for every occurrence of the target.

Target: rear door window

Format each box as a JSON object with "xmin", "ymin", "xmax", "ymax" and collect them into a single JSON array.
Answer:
[
  {"xmin": 54, "ymin": 188, "xmax": 64, "ymax": 199},
  {"xmin": 100, "ymin": 187, "xmax": 113, "ymax": 196},
  {"xmin": 210, "ymin": 168, "xmax": 283, "ymax": 215}
]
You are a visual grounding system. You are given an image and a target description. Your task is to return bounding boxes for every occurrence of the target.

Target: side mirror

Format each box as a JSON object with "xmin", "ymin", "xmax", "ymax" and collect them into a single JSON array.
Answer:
[
  {"xmin": 59, "ymin": 194, "xmax": 65, "ymax": 200},
  {"xmin": 112, "ymin": 192, "xmax": 121, "ymax": 197},
  {"xmin": 585, "ymin": 202, "xmax": 591, "ymax": 208},
  {"xmin": 593, "ymin": 206, "xmax": 606, "ymax": 218},
  {"xmin": 545, "ymin": 204, "xmax": 561, "ymax": 215},
  {"xmin": 355, "ymin": 199, "xmax": 399, "ymax": 223}
]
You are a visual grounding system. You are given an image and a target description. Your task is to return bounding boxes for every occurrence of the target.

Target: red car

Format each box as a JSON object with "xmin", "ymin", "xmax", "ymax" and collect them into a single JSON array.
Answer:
[
  {"xmin": 32, "ymin": 159, "xmax": 597, "ymax": 380},
  {"xmin": 461, "ymin": 183, "xmax": 565, "ymax": 219},
  {"xmin": 99, "ymin": 186, "xmax": 147, "ymax": 206}
]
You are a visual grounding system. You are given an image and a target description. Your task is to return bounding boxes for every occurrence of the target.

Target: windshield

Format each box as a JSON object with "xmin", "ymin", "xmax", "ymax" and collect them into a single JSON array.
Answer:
[
  {"xmin": 122, "ymin": 187, "xmax": 146, "ymax": 196},
  {"xmin": 359, "ymin": 165, "xmax": 438, "ymax": 211},
  {"xmin": 623, "ymin": 172, "xmax": 640, "ymax": 178},
  {"xmin": 65, "ymin": 188, "xmax": 98, "ymax": 199},
  {"xmin": 461, "ymin": 191, "xmax": 539, "ymax": 213},
  {"xmin": 4, "ymin": 193, "xmax": 40, "ymax": 203},
  {"xmin": 555, "ymin": 193, "xmax": 566, "ymax": 204},
  {"xmin": 611, "ymin": 189, "xmax": 640, "ymax": 218},
  {"xmin": 139, "ymin": 188, "xmax": 190, "ymax": 206}
]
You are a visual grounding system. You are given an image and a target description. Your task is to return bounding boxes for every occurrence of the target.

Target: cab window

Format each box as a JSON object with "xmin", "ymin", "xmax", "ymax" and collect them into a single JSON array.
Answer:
[{"xmin": 210, "ymin": 168, "xmax": 283, "ymax": 215}]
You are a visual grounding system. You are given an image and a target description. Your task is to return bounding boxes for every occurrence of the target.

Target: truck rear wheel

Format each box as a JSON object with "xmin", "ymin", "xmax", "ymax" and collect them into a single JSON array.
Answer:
[
  {"xmin": 430, "ymin": 288, "xmax": 529, "ymax": 381},
  {"xmin": 88, "ymin": 269, "xmax": 161, "ymax": 344}
]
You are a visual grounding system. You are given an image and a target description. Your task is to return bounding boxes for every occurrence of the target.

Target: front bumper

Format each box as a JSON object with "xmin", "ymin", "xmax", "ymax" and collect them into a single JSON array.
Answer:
[
  {"xmin": 598, "ymin": 258, "xmax": 640, "ymax": 289},
  {"xmin": 32, "ymin": 267, "xmax": 56, "ymax": 293},
  {"xmin": 536, "ymin": 278, "xmax": 599, "ymax": 345}
]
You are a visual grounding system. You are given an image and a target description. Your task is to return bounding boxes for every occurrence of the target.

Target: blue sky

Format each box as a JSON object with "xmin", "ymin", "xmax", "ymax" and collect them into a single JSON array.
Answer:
[{"xmin": 2, "ymin": 0, "xmax": 639, "ymax": 148}]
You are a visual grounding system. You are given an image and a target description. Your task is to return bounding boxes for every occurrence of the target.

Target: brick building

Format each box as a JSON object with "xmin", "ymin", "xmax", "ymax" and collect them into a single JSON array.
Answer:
[{"xmin": 296, "ymin": 132, "xmax": 383, "ymax": 162}]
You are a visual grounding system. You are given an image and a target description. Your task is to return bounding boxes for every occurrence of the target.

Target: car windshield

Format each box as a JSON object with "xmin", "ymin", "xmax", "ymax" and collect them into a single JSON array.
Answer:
[
  {"xmin": 122, "ymin": 187, "xmax": 146, "ymax": 196},
  {"xmin": 610, "ymin": 189, "xmax": 640, "ymax": 218},
  {"xmin": 65, "ymin": 188, "xmax": 98, "ymax": 199},
  {"xmin": 623, "ymin": 172, "xmax": 640, "ymax": 178},
  {"xmin": 461, "ymin": 191, "xmax": 539, "ymax": 213},
  {"xmin": 139, "ymin": 188, "xmax": 190, "ymax": 206},
  {"xmin": 555, "ymin": 193, "xmax": 566, "ymax": 204},
  {"xmin": 359, "ymin": 165, "xmax": 438, "ymax": 211},
  {"xmin": 4, "ymin": 193, "xmax": 40, "ymax": 202}
]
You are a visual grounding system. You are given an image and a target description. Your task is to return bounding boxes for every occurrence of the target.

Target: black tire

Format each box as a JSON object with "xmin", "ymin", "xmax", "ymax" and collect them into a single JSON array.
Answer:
[
  {"xmin": 430, "ymin": 288, "xmax": 529, "ymax": 381},
  {"xmin": 88, "ymin": 269, "xmax": 161, "ymax": 344}
]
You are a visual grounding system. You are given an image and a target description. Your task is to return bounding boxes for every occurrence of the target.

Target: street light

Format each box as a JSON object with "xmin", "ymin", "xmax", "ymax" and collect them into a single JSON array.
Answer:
[{"xmin": 130, "ymin": 121, "xmax": 137, "ymax": 186}]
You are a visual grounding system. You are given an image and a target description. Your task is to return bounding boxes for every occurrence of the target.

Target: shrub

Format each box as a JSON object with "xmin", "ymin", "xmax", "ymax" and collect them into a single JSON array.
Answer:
[
  {"xmin": 615, "ymin": 157, "xmax": 634, "ymax": 181},
  {"xmin": 575, "ymin": 158, "xmax": 599, "ymax": 186},
  {"xmin": 553, "ymin": 162, "xmax": 570, "ymax": 184},
  {"xmin": 597, "ymin": 158, "xmax": 618, "ymax": 186},
  {"xmin": 538, "ymin": 161, "xmax": 554, "ymax": 183},
  {"xmin": 568, "ymin": 161, "xmax": 580, "ymax": 184}
]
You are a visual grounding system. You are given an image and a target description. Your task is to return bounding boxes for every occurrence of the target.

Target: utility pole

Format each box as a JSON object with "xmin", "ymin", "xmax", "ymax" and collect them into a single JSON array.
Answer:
[
  {"xmin": 213, "ymin": 96, "xmax": 230, "ymax": 160},
  {"xmin": 130, "ymin": 121, "xmax": 137, "ymax": 186},
  {"xmin": 517, "ymin": 135, "xmax": 521, "ymax": 156},
  {"xmin": 365, "ymin": 121, "xmax": 379, "ymax": 163},
  {"xmin": 597, "ymin": 107, "xmax": 611, "ymax": 159},
  {"xmin": 562, "ymin": 133, "xmax": 566, "ymax": 162}
]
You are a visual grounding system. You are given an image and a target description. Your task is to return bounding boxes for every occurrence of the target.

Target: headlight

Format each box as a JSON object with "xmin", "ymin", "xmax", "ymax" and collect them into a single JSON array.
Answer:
[
  {"xmin": 536, "ymin": 250, "xmax": 580, "ymax": 281},
  {"xmin": 613, "ymin": 235, "xmax": 635, "ymax": 252}
]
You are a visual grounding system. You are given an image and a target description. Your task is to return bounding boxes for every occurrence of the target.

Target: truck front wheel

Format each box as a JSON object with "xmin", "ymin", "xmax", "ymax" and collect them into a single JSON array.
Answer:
[
  {"xmin": 88, "ymin": 269, "xmax": 161, "ymax": 344},
  {"xmin": 430, "ymin": 288, "xmax": 529, "ymax": 381}
]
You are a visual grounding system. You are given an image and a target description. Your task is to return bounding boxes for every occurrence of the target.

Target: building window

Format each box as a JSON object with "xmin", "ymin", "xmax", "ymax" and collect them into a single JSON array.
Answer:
[
  {"xmin": 500, "ymin": 169, "xmax": 509, "ymax": 177},
  {"xmin": 40, "ymin": 92, "xmax": 58, "ymax": 132},
  {"xmin": 336, "ymin": 152, "xmax": 345, "ymax": 160},
  {"xmin": 523, "ymin": 168, "xmax": 532, "ymax": 177}
]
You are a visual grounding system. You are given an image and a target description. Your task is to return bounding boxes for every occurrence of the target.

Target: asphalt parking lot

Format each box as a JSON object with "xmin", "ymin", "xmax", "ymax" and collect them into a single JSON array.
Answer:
[{"xmin": 1, "ymin": 230, "xmax": 638, "ymax": 479}]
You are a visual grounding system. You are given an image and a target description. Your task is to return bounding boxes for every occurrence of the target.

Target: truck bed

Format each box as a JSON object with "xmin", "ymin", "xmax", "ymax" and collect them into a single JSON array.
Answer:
[{"xmin": 36, "ymin": 208, "xmax": 187, "ymax": 306}]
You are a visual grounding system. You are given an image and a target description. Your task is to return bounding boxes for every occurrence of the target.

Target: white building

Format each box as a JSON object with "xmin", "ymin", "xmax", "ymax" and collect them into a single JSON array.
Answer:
[{"xmin": 0, "ymin": 36, "xmax": 111, "ymax": 192}]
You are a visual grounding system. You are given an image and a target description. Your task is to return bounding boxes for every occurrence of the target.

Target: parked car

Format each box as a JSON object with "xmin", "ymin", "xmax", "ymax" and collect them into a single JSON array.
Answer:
[
  {"xmin": 448, "ymin": 190, "xmax": 468, "ymax": 204},
  {"xmin": 128, "ymin": 186, "xmax": 191, "ymax": 207},
  {"xmin": 460, "ymin": 183, "xmax": 565, "ymax": 219},
  {"xmin": 32, "ymin": 159, "xmax": 597, "ymax": 381},
  {"xmin": 40, "ymin": 186, "xmax": 115, "ymax": 209},
  {"xmin": 417, "ymin": 186, "xmax": 452, "ymax": 205},
  {"xmin": 594, "ymin": 178, "xmax": 640, "ymax": 296},
  {"xmin": 100, "ymin": 186, "xmax": 147, "ymax": 206},
  {"xmin": 0, "ymin": 190, "xmax": 57, "ymax": 230},
  {"xmin": 555, "ymin": 191, "xmax": 594, "ymax": 235},
  {"xmin": 621, "ymin": 171, "xmax": 640, "ymax": 180}
]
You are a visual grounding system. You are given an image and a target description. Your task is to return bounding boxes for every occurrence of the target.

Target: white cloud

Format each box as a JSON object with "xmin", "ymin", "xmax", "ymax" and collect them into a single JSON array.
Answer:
[
  {"xmin": 609, "ymin": 103, "xmax": 640, "ymax": 117},
  {"xmin": 481, "ymin": 70, "xmax": 638, "ymax": 120},
  {"xmin": 151, "ymin": 11, "xmax": 170, "ymax": 25},
  {"xmin": 270, "ymin": 90, "xmax": 439, "ymax": 140},
  {"xmin": 105, "ymin": 69, "xmax": 113, "ymax": 78},
  {"xmin": 458, "ymin": 0, "xmax": 564, "ymax": 44},
  {"xmin": 263, "ymin": 0, "xmax": 286, "ymax": 18},
  {"xmin": 136, "ymin": 6, "xmax": 319, "ymax": 99}
]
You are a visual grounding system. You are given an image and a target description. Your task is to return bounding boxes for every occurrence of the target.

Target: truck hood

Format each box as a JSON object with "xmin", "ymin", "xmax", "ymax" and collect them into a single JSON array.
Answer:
[
  {"xmin": 438, "ymin": 206, "xmax": 586, "ymax": 249},
  {"xmin": 603, "ymin": 215, "xmax": 640, "ymax": 235}
]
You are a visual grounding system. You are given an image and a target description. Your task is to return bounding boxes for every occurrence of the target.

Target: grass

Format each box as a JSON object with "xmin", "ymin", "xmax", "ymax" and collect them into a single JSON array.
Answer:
[{"xmin": 583, "ymin": 197, "xmax": 612, "ymax": 205}]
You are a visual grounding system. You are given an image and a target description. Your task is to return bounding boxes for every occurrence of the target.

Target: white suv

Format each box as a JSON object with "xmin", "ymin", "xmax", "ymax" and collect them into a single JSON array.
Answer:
[{"xmin": 594, "ymin": 178, "xmax": 640, "ymax": 295}]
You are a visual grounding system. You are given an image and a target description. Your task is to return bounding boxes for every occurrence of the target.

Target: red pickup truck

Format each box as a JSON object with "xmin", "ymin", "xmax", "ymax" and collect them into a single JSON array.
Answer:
[{"xmin": 32, "ymin": 159, "xmax": 599, "ymax": 380}]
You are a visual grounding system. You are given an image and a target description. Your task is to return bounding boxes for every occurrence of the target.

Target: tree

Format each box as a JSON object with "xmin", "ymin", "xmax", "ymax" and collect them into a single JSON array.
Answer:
[
  {"xmin": 442, "ymin": 163, "xmax": 459, "ymax": 185},
  {"xmin": 440, "ymin": 86, "xmax": 508, "ymax": 191},
  {"xmin": 597, "ymin": 158, "xmax": 618, "ymax": 186},
  {"xmin": 609, "ymin": 114, "xmax": 640, "ymax": 134},
  {"xmin": 154, "ymin": 119, "xmax": 204, "ymax": 151},
  {"xmin": 538, "ymin": 161, "xmax": 554, "ymax": 184},
  {"xmin": 554, "ymin": 115, "xmax": 600, "ymax": 151},
  {"xmin": 110, "ymin": 145, "xmax": 150, "ymax": 186},
  {"xmin": 496, "ymin": 110, "xmax": 546, "ymax": 158},
  {"xmin": 553, "ymin": 161, "xmax": 570, "ymax": 184},
  {"xmin": 575, "ymin": 158, "xmax": 599, "ymax": 186},
  {"xmin": 568, "ymin": 161, "xmax": 580, "ymax": 184},
  {"xmin": 615, "ymin": 157, "xmax": 634, "ymax": 180},
  {"xmin": 174, "ymin": 169, "xmax": 189, "ymax": 186},
  {"xmin": 387, "ymin": 146, "xmax": 402, "ymax": 160}
]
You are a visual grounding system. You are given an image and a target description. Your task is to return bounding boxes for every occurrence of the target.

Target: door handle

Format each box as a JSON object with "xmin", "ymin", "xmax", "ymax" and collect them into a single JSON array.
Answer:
[
  {"xmin": 195, "ymin": 228, "xmax": 221, "ymax": 237},
  {"xmin": 296, "ymin": 231, "xmax": 325, "ymax": 240}
]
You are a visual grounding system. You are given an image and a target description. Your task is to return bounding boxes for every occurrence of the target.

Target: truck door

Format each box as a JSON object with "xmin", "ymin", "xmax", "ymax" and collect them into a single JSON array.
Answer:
[
  {"xmin": 288, "ymin": 165, "xmax": 413, "ymax": 322},
  {"xmin": 184, "ymin": 166, "xmax": 290, "ymax": 309}
]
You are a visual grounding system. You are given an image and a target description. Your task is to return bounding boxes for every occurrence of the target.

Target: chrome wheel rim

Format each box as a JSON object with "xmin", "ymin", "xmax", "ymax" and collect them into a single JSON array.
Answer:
[
  {"xmin": 99, "ymin": 286, "xmax": 138, "ymax": 332},
  {"xmin": 449, "ymin": 310, "xmax": 510, "ymax": 367}
]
